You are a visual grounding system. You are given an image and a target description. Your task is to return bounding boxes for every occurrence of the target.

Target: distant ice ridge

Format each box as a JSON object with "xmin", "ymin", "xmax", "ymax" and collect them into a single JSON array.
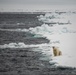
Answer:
[
  {"xmin": 0, "ymin": 23, "xmax": 76, "ymax": 34},
  {"xmin": 29, "ymin": 24, "xmax": 76, "ymax": 39},
  {"xmin": 0, "ymin": 42, "xmax": 50, "ymax": 49},
  {"xmin": 37, "ymin": 12, "xmax": 71, "ymax": 25},
  {"xmin": 0, "ymin": 28, "xmax": 28, "ymax": 32}
]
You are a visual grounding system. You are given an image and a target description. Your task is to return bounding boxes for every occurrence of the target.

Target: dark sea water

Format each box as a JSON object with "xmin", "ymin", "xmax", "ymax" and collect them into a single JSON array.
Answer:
[
  {"xmin": 0, "ymin": 13, "xmax": 49, "ymax": 44},
  {"xmin": 0, "ymin": 13, "xmax": 76, "ymax": 75}
]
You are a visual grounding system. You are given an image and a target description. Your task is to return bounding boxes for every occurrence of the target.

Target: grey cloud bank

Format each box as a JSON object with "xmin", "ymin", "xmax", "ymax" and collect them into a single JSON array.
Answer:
[{"xmin": 0, "ymin": 0, "xmax": 76, "ymax": 12}]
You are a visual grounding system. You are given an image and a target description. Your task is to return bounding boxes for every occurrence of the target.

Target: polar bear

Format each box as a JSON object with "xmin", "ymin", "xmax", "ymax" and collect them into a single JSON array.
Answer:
[{"xmin": 52, "ymin": 46, "xmax": 62, "ymax": 56}]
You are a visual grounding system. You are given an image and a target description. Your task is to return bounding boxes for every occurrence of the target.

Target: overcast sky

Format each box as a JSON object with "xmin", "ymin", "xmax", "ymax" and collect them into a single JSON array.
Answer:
[{"xmin": 0, "ymin": 0, "xmax": 76, "ymax": 12}]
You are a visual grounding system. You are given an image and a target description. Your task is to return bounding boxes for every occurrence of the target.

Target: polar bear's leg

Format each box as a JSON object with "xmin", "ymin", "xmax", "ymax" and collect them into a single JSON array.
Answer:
[{"xmin": 59, "ymin": 51, "xmax": 62, "ymax": 55}]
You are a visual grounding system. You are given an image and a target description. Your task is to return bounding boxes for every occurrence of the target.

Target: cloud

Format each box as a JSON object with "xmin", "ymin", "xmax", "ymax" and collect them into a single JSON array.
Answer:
[
  {"xmin": 0, "ymin": 0, "xmax": 76, "ymax": 5},
  {"xmin": 0, "ymin": 0, "xmax": 76, "ymax": 11}
]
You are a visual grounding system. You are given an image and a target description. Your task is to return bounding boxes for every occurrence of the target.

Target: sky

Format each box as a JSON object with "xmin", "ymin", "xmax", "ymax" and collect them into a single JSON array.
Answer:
[{"xmin": 0, "ymin": 0, "xmax": 76, "ymax": 12}]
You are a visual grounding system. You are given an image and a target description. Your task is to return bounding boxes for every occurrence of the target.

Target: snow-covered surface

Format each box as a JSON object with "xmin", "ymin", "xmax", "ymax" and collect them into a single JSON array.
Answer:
[
  {"xmin": 49, "ymin": 33, "xmax": 76, "ymax": 67},
  {"xmin": 36, "ymin": 12, "xmax": 76, "ymax": 68}
]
